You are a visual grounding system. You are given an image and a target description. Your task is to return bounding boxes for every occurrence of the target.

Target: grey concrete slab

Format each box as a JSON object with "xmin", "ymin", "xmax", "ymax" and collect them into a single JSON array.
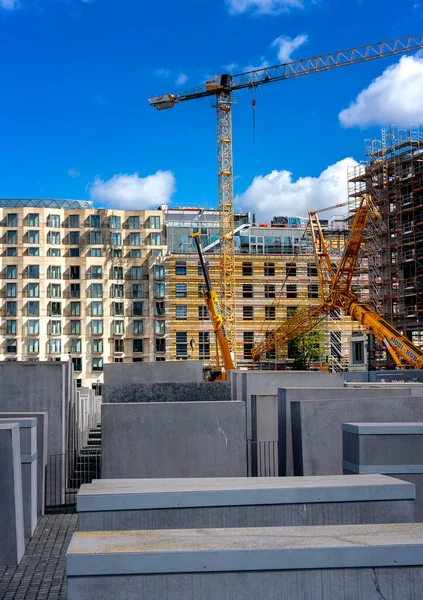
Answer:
[
  {"xmin": 101, "ymin": 402, "xmax": 247, "ymax": 479},
  {"xmin": 290, "ymin": 396, "xmax": 423, "ymax": 477},
  {"xmin": 0, "ymin": 412, "xmax": 47, "ymax": 517},
  {"xmin": 0, "ymin": 423, "xmax": 24, "ymax": 565},
  {"xmin": 104, "ymin": 382, "xmax": 231, "ymax": 404},
  {"xmin": 0, "ymin": 418, "xmax": 38, "ymax": 538}
]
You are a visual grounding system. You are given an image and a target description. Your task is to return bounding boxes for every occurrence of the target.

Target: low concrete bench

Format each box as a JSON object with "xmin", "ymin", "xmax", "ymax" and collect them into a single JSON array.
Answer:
[
  {"xmin": 67, "ymin": 523, "xmax": 423, "ymax": 600},
  {"xmin": 343, "ymin": 422, "xmax": 423, "ymax": 520},
  {"xmin": 77, "ymin": 474, "xmax": 415, "ymax": 531}
]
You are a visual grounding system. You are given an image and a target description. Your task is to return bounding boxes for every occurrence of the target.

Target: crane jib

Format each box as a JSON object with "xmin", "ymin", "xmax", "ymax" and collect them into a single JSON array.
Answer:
[{"xmin": 390, "ymin": 337, "xmax": 418, "ymax": 363}]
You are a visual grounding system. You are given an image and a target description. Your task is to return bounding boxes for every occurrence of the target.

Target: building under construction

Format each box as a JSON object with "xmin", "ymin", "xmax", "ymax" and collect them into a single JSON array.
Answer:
[{"xmin": 348, "ymin": 126, "xmax": 423, "ymax": 364}]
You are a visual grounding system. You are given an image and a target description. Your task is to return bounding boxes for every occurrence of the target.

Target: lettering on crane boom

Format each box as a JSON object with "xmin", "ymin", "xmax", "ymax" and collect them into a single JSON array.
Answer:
[{"xmin": 390, "ymin": 337, "xmax": 418, "ymax": 363}]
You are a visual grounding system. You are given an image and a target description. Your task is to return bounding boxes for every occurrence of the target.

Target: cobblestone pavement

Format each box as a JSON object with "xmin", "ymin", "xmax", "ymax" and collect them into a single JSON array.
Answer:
[{"xmin": 0, "ymin": 509, "xmax": 77, "ymax": 600}]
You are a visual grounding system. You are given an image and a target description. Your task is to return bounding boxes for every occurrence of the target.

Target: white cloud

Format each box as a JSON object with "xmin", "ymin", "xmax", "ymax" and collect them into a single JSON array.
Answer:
[
  {"xmin": 0, "ymin": 0, "xmax": 20, "ymax": 9},
  {"xmin": 89, "ymin": 171, "xmax": 176, "ymax": 209},
  {"xmin": 243, "ymin": 58, "xmax": 269, "ymax": 72},
  {"xmin": 227, "ymin": 0, "xmax": 303, "ymax": 15},
  {"xmin": 339, "ymin": 54, "xmax": 423, "ymax": 128},
  {"xmin": 68, "ymin": 167, "xmax": 80, "ymax": 178},
  {"xmin": 271, "ymin": 33, "xmax": 308, "ymax": 63},
  {"xmin": 236, "ymin": 158, "xmax": 358, "ymax": 222},
  {"xmin": 155, "ymin": 68, "xmax": 171, "ymax": 79},
  {"xmin": 176, "ymin": 73, "xmax": 188, "ymax": 86},
  {"xmin": 223, "ymin": 62, "xmax": 238, "ymax": 73}
]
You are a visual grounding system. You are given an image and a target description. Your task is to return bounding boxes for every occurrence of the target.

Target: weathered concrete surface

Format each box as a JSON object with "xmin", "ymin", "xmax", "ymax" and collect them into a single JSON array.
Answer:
[
  {"xmin": 291, "ymin": 396, "xmax": 423, "ymax": 477},
  {"xmin": 102, "ymin": 402, "xmax": 247, "ymax": 479},
  {"xmin": 345, "ymin": 369, "xmax": 423, "ymax": 383},
  {"xmin": 103, "ymin": 361, "xmax": 203, "ymax": 401},
  {"xmin": 104, "ymin": 382, "xmax": 231, "ymax": 404},
  {"xmin": 345, "ymin": 382, "xmax": 423, "ymax": 397},
  {"xmin": 0, "ymin": 412, "xmax": 47, "ymax": 517},
  {"xmin": 77, "ymin": 474, "xmax": 415, "ymax": 531},
  {"xmin": 0, "ymin": 423, "xmax": 24, "ymax": 566}
]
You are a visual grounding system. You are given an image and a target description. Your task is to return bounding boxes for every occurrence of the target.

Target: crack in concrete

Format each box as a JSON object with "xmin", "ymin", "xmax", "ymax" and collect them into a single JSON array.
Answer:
[{"xmin": 372, "ymin": 567, "xmax": 387, "ymax": 600}]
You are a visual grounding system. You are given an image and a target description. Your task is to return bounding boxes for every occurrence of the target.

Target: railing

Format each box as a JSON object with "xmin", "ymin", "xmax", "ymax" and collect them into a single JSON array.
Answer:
[
  {"xmin": 46, "ymin": 450, "xmax": 101, "ymax": 508},
  {"xmin": 247, "ymin": 440, "xmax": 279, "ymax": 477}
]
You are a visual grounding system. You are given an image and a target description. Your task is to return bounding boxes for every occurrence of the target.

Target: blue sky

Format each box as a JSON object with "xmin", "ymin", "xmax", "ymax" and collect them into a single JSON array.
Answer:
[{"xmin": 1, "ymin": 0, "xmax": 422, "ymax": 219}]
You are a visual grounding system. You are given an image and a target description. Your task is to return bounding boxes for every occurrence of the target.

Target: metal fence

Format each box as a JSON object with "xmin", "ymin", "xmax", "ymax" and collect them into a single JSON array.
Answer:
[
  {"xmin": 247, "ymin": 440, "xmax": 279, "ymax": 477},
  {"xmin": 46, "ymin": 450, "xmax": 101, "ymax": 508}
]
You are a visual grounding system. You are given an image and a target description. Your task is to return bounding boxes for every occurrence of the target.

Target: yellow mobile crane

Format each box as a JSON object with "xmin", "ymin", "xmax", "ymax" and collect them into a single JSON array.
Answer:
[
  {"xmin": 189, "ymin": 233, "xmax": 235, "ymax": 381},
  {"xmin": 149, "ymin": 35, "xmax": 423, "ymax": 362},
  {"xmin": 251, "ymin": 196, "xmax": 423, "ymax": 369}
]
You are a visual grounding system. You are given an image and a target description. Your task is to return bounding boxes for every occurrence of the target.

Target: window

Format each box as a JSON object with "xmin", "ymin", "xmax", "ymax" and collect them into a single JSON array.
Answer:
[
  {"xmin": 91, "ymin": 266, "xmax": 102, "ymax": 279},
  {"xmin": 286, "ymin": 262, "xmax": 297, "ymax": 277},
  {"xmin": 90, "ymin": 231, "xmax": 102, "ymax": 245},
  {"xmin": 132, "ymin": 301, "xmax": 143, "ymax": 316},
  {"xmin": 70, "ymin": 302, "xmax": 81, "ymax": 317},
  {"xmin": 133, "ymin": 320, "xmax": 144, "ymax": 335},
  {"xmin": 198, "ymin": 261, "xmax": 209, "ymax": 276},
  {"xmin": 132, "ymin": 284, "xmax": 143, "ymax": 298},
  {"xmin": 264, "ymin": 262, "xmax": 275, "ymax": 277},
  {"xmin": 198, "ymin": 284, "xmax": 205, "ymax": 298},
  {"xmin": 149, "ymin": 215, "xmax": 161, "ymax": 229},
  {"xmin": 92, "ymin": 320, "xmax": 103, "ymax": 335},
  {"xmin": 242, "ymin": 262, "xmax": 253, "ymax": 276},
  {"xmin": 49, "ymin": 284, "xmax": 61, "ymax": 298},
  {"xmin": 112, "ymin": 249, "xmax": 123, "ymax": 258},
  {"xmin": 152, "ymin": 247, "xmax": 163, "ymax": 256},
  {"xmin": 28, "ymin": 230, "xmax": 39, "ymax": 244},
  {"xmin": 91, "ymin": 283, "xmax": 103, "ymax": 298},
  {"xmin": 7, "ymin": 247, "xmax": 17, "ymax": 256},
  {"xmin": 176, "ymin": 332, "xmax": 188, "ymax": 358},
  {"xmin": 48, "ymin": 248, "xmax": 61, "ymax": 257},
  {"xmin": 175, "ymin": 284, "xmax": 187, "ymax": 298},
  {"xmin": 70, "ymin": 320, "xmax": 81, "ymax": 335},
  {"xmin": 6, "ymin": 283, "xmax": 17, "ymax": 298},
  {"xmin": 308, "ymin": 284, "xmax": 319, "ymax": 299},
  {"xmin": 111, "ymin": 215, "xmax": 121, "ymax": 229},
  {"xmin": 27, "ymin": 301, "xmax": 39, "ymax": 316},
  {"xmin": 111, "ymin": 232, "xmax": 121, "ymax": 246},
  {"xmin": 199, "ymin": 332, "xmax": 210, "ymax": 359},
  {"xmin": 133, "ymin": 339, "xmax": 144, "ymax": 353},
  {"xmin": 131, "ymin": 266, "xmax": 143, "ymax": 280},
  {"xmin": 242, "ymin": 284, "xmax": 253, "ymax": 298},
  {"xmin": 70, "ymin": 266, "xmax": 80, "ymax": 280},
  {"xmin": 154, "ymin": 283, "xmax": 165, "ymax": 298},
  {"xmin": 130, "ymin": 249, "xmax": 141, "ymax": 258},
  {"xmin": 154, "ymin": 265, "xmax": 165, "ymax": 280},
  {"xmin": 27, "ymin": 320, "xmax": 39, "ymax": 334},
  {"xmin": 48, "ymin": 214, "xmax": 60, "ymax": 228},
  {"xmin": 28, "ymin": 265, "xmax": 39, "ymax": 279},
  {"xmin": 6, "ymin": 320, "xmax": 17, "ymax": 334},
  {"xmin": 28, "ymin": 283, "xmax": 39, "ymax": 297},
  {"xmin": 243, "ymin": 306, "xmax": 254, "ymax": 320},
  {"xmin": 91, "ymin": 301, "xmax": 103, "ymax": 316},
  {"xmin": 49, "ymin": 231, "xmax": 60, "ymax": 245},
  {"xmin": 286, "ymin": 284, "xmax": 297, "ymax": 298},
  {"xmin": 92, "ymin": 338, "xmax": 103, "ymax": 353},
  {"xmin": 49, "ymin": 301, "xmax": 61, "ymax": 316},
  {"xmin": 70, "ymin": 249, "xmax": 80, "ymax": 257},
  {"xmin": 49, "ymin": 320, "xmax": 61, "ymax": 335},
  {"xmin": 48, "ymin": 266, "xmax": 60, "ymax": 279},
  {"xmin": 113, "ymin": 320, "xmax": 124, "ymax": 334},
  {"xmin": 6, "ymin": 339, "xmax": 17, "ymax": 353},
  {"xmin": 112, "ymin": 284, "xmax": 124, "ymax": 298},
  {"xmin": 72, "ymin": 357, "xmax": 82, "ymax": 372},
  {"xmin": 176, "ymin": 305, "xmax": 187, "ymax": 319},
  {"xmin": 352, "ymin": 340, "xmax": 365, "ymax": 365},
  {"xmin": 70, "ymin": 283, "xmax": 80, "ymax": 298},
  {"xmin": 198, "ymin": 305, "xmax": 209, "ymax": 320},
  {"xmin": 307, "ymin": 263, "xmax": 318, "ymax": 277},
  {"xmin": 68, "ymin": 214, "xmax": 80, "ymax": 228},
  {"xmin": 114, "ymin": 339, "xmax": 124, "ymax": 353},
  {"xmin": 175, "ymin": 261, "xmax": 186, "ymax": 276},
  {"xmin": 154, "ymin": 320, "xmax": 165, "ymax": 335},
  {"xmin": 128, "ymin": 216, "xmax": 139, "ymax": 229},
  {"xmin": 113, "ymin": 302, "xmax": 124, "ymax": 316},
  {"xmin": 27, "ymin": 339, "xmax": 39, "ymax": 354},
  {"xmin": 91, "ymin": 248, "xmax": 102, "ymax": 257},
  {"xmin": 130, "ymin": 232, "xmax": 140, "ymax": 246},
  {"xmin": 69, "ymin": 231, "xmax": 80, "ymax": 245},
  {"xmin": 49, "ymin": 339, "xmax": 61, "ymax": 354},
  {"xmin": 155, "ymin": 338, "xmax": 166, "ymax": 353},
  {"xmin": 243, "ymin": 331, "xmax": 254, "ymax": 360},
  {"xmin": 6, "ymin": 265, "xmax": 17, "ymax": 279},
  {"xmin": 113, "ymin": 266, "xmax": 123, "ymax": 280},
  {"xmin": 155, "ymin": 301, "xmax": 165, "ymax": 316},
  {"xmin": 265, "ymin": 306, "xmax": 276, "ymax": 320},
  {"xmin": 151, "ymin": 232, "xmax": 162, "ymax": 246},
  {"xmin": 92, "ymin": 358, "xmax": 103, "ymax": 372},
  {"xmin": 114, "ymin": 357, "xmax": 124, "ymax": 363},
  {"xmin": 6, "ymin": 301, "xmax": 17, "ymax": 316},
  {"xmin": 7, "ymin": 214, "xmax": 18, "ymax": 227},
  {"xmin": 90, "ymin": 214, "xmax": 100, "ymax": 228},
  {"xmin": 265, "ymin": 284, "xmax": 276, "ymax": 299},
  {"xmin": 28, "ymin": 213, "xmax": 39, "ymax": 227},
  {"xmin": 7, "ymin": 230, "xmax": 17, "ymax": 244}
]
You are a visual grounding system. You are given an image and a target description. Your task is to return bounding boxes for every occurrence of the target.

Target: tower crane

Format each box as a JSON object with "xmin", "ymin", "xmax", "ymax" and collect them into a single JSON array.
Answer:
[
  {"xmin": 251, "ymin": 196, "xmax": 423, "ymax": 369},
  {"xmin": 149, "ymin": 35, "xmax": 423, "ymax": 359}
]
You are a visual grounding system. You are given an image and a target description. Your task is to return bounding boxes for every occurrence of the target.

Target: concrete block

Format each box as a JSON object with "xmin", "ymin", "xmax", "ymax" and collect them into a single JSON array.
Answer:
[
  {"xmin": 291, "ymin": 396, "xmax": 423, "ymax": 477},
  {"xmin": 101, "ymin": 401, "xmax": 247, "ymax": 479},
  {"xmin": 104, "ymin": 382, "xmax": 231, "ymax": 404},
  {"xmin": 67, "ymin": 523, "xmax": 423, "ymax": 600},
  {"xmin": 0, "ymin": 412, "xmax": 48, "ymax": 517},
  {"xmin": 345, "ymin": 369, "xmax": 423, "ymax": 384},
  {"xmin": 0, "ymin": 418, "xmax": 38, "ymax": 537},
  {"xmin": 77, "ymin": 474, "xmax": 415, "ymax": 532},
  {"xmin": 343, "ymin": 422, "xmax": 423, "ymax": 520},
  {"xmin": 0, "ymin": 423, "xmax": 24, "ymax": 565}
]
